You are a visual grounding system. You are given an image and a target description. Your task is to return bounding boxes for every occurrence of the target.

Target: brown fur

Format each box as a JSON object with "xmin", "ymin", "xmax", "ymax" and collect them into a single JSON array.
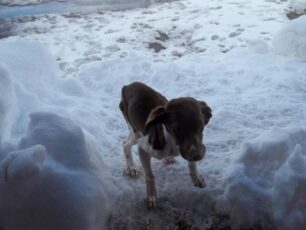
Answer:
[
  {"xmin": 119, "ymin": 82, "xmax": 212, "ymax": 207},
  {"xmin": 119, "ymin": 82, "xmax": 168, "ymax": 150},
  {"xmin": 120, "ymin": 82, "xmax": 212, "ymax": 160}
]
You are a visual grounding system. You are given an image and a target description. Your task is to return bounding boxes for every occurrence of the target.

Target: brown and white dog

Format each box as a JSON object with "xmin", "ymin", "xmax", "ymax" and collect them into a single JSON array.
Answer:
[{"xmin": 119, "ymin": 82, "xmax": 212, "ymax": 207}]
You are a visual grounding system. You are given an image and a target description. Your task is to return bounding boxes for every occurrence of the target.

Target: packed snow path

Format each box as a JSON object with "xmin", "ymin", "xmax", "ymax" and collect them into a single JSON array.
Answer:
[
  {"xmin": 7, "ymin": 0, "xmax": 287, "ymax": 77},
  {"xmin": 1, "ymin": 0, "xmax": 306, "ymax": 229}
]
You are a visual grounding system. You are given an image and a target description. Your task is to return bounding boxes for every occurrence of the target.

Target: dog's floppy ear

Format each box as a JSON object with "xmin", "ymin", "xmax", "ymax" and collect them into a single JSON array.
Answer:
[
  {"xmin": 148, "ymin": 125, "xmax": 166, "ymax": 150},
  {"xmin": 198, "ymin": 101, "xmax": 212, "ymax": 125},
  {"xmin": 145, "ymin": 106, "xmax": 167, "ymax": 150},
  {"xmin": 145, "ymin": 106, "xmax": 166, "ymax": 131}
]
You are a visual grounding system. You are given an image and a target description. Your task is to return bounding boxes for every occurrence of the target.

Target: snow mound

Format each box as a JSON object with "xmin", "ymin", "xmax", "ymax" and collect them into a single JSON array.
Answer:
[
  {"xmin": 273, "ymin": 143, "xmax": 306, "ymax": 230},
  {"xmin": 0, "ymin": 65, "xmax": 16, "ymax": 145},
  {"xmin": 273, "ymin": 15, "xmax": 306, "ymax": 61},
  {"xmin": 222, "ymin": 128, "xmax": 306, "ymax": 229},
  {"xmin": 0, "ymin": 112, "xmax": 111, "ymax": 230},
  {"xmin": 1, "ymin": 144, "xmax": 46, "ymax": 181},
  {"xmin": 0, "ymin": 40, "xmax": 114, "ymax": 230},
  {"xmin": 0, "ymin": 40, "xmax": 87, "ymax": 136}
]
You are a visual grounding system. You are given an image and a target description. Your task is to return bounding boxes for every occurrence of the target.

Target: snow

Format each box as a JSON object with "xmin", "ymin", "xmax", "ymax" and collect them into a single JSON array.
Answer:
[
  {"xmin": 288, "ymin": 0, "xmax": 306, "ymax": 13},
  {"xmin": 6, "ymin": 0, "xmax": 286, "ymax": 77},
  {"xmin": 222, "ymin": 128, "xmax": 306, "ymax": 229},
  {"xmin": 0, "ymin": 65, "xmax": 16, "ymax": 145},
  {"xmin": 273, "ymin": 141, "xmax": 306, "ymax": 230},
  {"xmin": 0, "ymin": 0, "xmax": 306, "ymax": 229},
  {"xmin": 273, "ymin": 15, "xmax": 306, "ymax": 61},
  {"xmin": 0, "ymin": 41, "xmax": 112, "ymax": 230}
]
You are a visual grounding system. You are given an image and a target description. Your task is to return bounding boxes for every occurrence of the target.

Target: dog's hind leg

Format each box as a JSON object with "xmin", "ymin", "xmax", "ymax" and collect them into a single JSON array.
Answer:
[{"xmin": 123, "ymin": 125, "xmax": 139, "ymax": 177}]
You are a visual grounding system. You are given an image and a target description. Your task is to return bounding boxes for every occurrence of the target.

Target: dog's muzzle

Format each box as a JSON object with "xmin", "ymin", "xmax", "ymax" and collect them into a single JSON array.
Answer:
[{"xmin": 181, "ymin": 145, "xmax": 206, "ymax": 162}]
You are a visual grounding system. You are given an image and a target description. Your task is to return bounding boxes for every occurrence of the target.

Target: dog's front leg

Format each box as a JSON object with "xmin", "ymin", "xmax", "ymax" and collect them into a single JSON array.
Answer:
[
  {"xmin": 123, "ymin": 127, "xmax": 139, "ymax": 177},
  {"xmin": 138, "ymin": 147, "xmax": 157, "ymax": 208},
  {"xmin": 188, "ymin": 161, "xmax": 206, "ymax": 188}
]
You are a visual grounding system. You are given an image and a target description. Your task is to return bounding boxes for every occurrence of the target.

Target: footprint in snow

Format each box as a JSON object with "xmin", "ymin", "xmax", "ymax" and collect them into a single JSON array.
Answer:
[
  {"xmin": 209, "ymin": 6, "xmax": 222, "ymax": 10},
  {"xmin": 211, "ymin": 35, "xmax": 219, "ymax": 41},
  {"xmin": 229, "ymin": 28, "xmax": 244, "ymax": 38},
  {"xmin": 105, "ymin": 45, "xmax": 120, "ymax": 53},
  {"xmin": 148, "ymin": 42, "xmax": 166, "ymax": 53},
  {"xmin": 117, "ymin": 36, "xmax": 127, "ymax": 43},
  {"xmin": 105, "ymin": 29, "xmax": 118, "ymax": 34},
  {"xmin": 141, "ymin": 10, "xmax": 156, "ymax": 15}
]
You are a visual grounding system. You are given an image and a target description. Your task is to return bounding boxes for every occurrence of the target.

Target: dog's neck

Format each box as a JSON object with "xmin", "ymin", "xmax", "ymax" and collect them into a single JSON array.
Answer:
[
  {"xmin": 139, "ymin": 125, "xmax": 179, "ymax": 160},
  {"xmin": 147, "ymin": 124, "xmax": 166, "ymax": 150}
]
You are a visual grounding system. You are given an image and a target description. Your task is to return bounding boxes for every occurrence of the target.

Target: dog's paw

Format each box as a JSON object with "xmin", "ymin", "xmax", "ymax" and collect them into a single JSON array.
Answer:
[
  {"xmin": 147, "ymin": 196, "xmax": 157, "ymax": 208},
  {"xmin": 126, "ymin": 166, "xmax": 140, "ymax": 177},
  {"xmin": 193, "ymin": 176, "xmax": 206, "ymax": 188},
  {"xmin": 163, "ymin": 157, "xmax": 175, "ymax": 165}
]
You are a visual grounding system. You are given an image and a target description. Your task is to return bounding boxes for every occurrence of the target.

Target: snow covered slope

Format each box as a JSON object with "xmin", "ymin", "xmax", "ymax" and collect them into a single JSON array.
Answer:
[{"xmin": 1, "ymin": 0, "xmax": 306, "ymax": 229}]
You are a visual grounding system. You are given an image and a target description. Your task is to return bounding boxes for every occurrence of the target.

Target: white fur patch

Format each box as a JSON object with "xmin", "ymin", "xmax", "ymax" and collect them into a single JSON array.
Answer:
[{"xmin": 137, "ymin": 126, "xmax": 179, "ymax": 160}]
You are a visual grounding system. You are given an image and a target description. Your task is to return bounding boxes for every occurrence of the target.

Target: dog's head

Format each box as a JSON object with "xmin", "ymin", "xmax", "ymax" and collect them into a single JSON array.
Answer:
[{"xmin": 145, "ymin": 97, "xmax": 212, "ymax": 162}]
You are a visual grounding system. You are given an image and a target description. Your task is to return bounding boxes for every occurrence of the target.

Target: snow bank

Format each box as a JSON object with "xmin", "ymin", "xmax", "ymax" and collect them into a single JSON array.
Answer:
[
  {"xmin": 222, "ymin": 128, "xmax": 306, "ymax": 229},
  {"xmin": 0, "ymin": 65, "xmax": 16, "ymax": 145},
  {"xmin": 0, "ymin": 112, "xmax": 111, "ymax": 230},
  {"xmin": 0, "ymin": 40, "xmax": 89, "ymax": 136},
  {"xmin": 273, "ymin": 142, "xmax": 306, "ymax": 230},
  {"xmin": 0, "ymin": 40, "xmax": 113, "ymax": 230},
  {"xmin": 273, "ymin": 15, "xmax": 306, "ymax": 61}
]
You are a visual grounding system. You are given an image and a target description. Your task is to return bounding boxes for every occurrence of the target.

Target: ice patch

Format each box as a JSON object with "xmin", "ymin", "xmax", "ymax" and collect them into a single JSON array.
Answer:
[
  {"xmin": 0, "ymin": 0, "xmax": 179, "ymax": 19},
  {"xmin": 0, "ymin": 0, "xmax": 50, "ymax": 6}
]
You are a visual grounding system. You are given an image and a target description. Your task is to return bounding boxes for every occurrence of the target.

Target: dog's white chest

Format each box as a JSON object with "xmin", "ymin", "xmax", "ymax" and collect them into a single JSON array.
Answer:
[{"xmin": 137, "ymin": 127, "xmax": 179, "ymax": 160}]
